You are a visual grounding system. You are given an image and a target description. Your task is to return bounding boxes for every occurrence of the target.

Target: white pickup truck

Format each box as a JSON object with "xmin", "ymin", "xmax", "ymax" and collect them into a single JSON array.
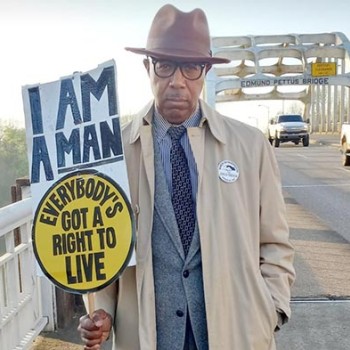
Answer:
[
  {"xmin": 268, "ymin": 114, "xmax": 310, "ymax": 147},
  {"xmin": 340, "ymin": 123, "xmax": 350, "ymax": 165}
]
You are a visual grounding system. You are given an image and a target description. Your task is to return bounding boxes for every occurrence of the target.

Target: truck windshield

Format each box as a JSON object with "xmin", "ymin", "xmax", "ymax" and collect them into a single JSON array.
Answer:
[{"xmin": 278, "ymin": 115, "xmax": 303, "ymax": 122}]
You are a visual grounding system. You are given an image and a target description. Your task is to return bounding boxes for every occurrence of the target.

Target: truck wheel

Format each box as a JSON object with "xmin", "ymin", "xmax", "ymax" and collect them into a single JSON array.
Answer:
[
  {"xmin": 302, "ymin": 135, "xmax": 309, "ymax": 147},
  {"xmin": 274, "ymin": 138, "xmax": 280, "ymax": 147},
  {"xmin": 342, "ymin": 143, "xmax": 350, "ymax": 166}
]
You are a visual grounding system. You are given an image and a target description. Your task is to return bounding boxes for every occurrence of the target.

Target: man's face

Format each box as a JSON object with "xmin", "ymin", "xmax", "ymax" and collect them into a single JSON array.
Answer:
[{"xmin": 144, "ymin": 58, "xmax": 210, "ymax": 124}]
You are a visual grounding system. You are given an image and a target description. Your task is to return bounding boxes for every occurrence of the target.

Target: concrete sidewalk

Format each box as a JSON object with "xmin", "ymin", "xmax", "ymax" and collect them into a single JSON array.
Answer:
[
  {"xmin": 276, "ymin": 166, "xmax": 350, "ymax": 349},
  {"xmin": 276, "ymin": 301, "xmax": 350, "ymax": 350}
]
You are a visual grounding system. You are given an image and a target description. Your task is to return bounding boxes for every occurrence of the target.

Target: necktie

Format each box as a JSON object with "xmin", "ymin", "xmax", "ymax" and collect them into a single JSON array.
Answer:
[{"xmin": 168, "ymin": 126, "xmax": 195, "ymax": 256}]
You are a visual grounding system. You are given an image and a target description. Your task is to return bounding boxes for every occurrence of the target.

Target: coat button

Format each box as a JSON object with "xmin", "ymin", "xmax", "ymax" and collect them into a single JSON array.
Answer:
[
  {"xmin": 183, "ymin": 270, "xmax": 189, "ymax": 278},
  {"xmin": 176, "ymin": 310, "xmax": 184, "ymax": 317}
]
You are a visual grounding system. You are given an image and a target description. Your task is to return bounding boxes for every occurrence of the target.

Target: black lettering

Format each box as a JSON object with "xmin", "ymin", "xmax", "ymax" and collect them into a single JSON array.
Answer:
[
  {"xmin": 42, "ymin": 200, "xmax": 59, "ymax": 218},
  {"xmin": 85, "ymin": 178, "xmax": 95, "ymax": 198},
  {"xmin": 28, "ymin": 87, "xmax": 43, "ymax": 134},
  {"xmin": 62, "ymin": 211, "xmax": 70, "ymax": 231},
  {"xmin": 66, "ymin": 252, "xmax": 105, "ymax": 284},
  {"xmin": 52, "ymin": 234, "xmax": 62, "ymax": 255},
  {"xmin": 100, "ymin": 118, "xmax": 123, "ymax": 158},
  {"xmin": 96, "ymin": 228, "xmax": 106, "ymax": 249},
  {"xmin": 96, "ymin": 227, "xmax": 117, "ymax": 249},
  {"xmin": 55, "ymin": 185, "xmax": 71, "ymax": 207},
  {"xmin": 61, "ymin": 208, "xmax": 89, "ymax": 231},
  {"xmin": 31, "ymin": 136, "xmax": 54, "ymax": 183},
  {"xmin": 76, "ymin": 178, "xmax": 85, "ymax": 198},
  {"xmin": 65, "ymin": 255, "xmax": 78, "ymax": 284},
  {"xmin": 105, "ymin": 227, "xmax": 117, "ymax": 248},
  {"xmin": 56, "ymin": 79, "xmax": 82, "ymax": 130},
  {"xmin": 81, "ymin": 66, "xmax": 118, "ymax": 122},
  {"xmin": 56, "ymin": 129, "xmax": 81, "ymax": 167},
  {"xmin": 81, "ymin": 253, "xmax": 93, "ymax": 281},
  {"xmin": 39, "ymin": 213, "xmax": 57, "ymax": 226},
  {"xmin": 66, "ymin": 232, "xmax": 76, "ymax": 253},
  {"xmin": 92, "ymin": 206, "xmax": 104, "ymax": 227},
  {"xmin": 84, "ymin": 230, "xmax": 94, "ymax": 251},
  {"xmin": 92, "ymin": 180, "xmax": 105, "ymax": 202},
  {"xmin": 64, "ymin": 179, "xmax": 76, "ymax": 201},
  {"xmin": 83, "ymin": 125, "xmax": 101, "ymax": 163},
  {"xmin": 106, "ymin": 201, "xmax": 123, "ymax": 218},
  {"xmin": 94, "ymin": 252, "xmax": 106, "ymax": 280},
  {"xmin": 99, "ymin": 185, "xmax": 116, "ymax": 206},
  {"xmin": 49, "ymin": 193, "xmax": 64, "ymax": 211}
]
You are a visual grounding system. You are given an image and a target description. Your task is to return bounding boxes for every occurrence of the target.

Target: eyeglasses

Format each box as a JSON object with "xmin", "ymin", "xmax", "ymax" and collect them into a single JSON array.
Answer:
[{"xmin": 151, "ymin": 58, "xmax": 207, "ymax": 80}]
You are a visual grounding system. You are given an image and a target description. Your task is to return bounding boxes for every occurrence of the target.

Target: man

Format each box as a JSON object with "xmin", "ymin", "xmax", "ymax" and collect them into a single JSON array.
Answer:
[{"xmin": 78, "ymin": 4, "xmax": 295, "ymax": 350}]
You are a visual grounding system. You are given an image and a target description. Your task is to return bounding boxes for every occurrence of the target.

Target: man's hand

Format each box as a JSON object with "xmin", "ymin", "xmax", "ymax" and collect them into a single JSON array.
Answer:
[{"xmin": 78, "ymin": 309, "xmax": 112, "ymax": 350}]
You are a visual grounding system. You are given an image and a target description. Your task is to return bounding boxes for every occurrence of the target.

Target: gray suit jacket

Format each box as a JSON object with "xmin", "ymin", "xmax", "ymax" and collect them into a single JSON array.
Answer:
[{"xmin": 152, "ymin": 137, "xmax": 208, "ymax": 350}]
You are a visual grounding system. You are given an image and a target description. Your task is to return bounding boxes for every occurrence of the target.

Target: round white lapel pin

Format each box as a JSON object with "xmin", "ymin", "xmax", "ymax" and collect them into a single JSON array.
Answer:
[{"xmin": 218, "ymin": 160, "xmax": 239, "ymax": 183}]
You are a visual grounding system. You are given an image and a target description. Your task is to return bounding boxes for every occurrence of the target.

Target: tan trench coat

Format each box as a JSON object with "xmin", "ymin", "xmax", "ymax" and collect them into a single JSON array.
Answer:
[{"xmin": 91, "ymin": 100, "xmax": 295, "ymax": 350}]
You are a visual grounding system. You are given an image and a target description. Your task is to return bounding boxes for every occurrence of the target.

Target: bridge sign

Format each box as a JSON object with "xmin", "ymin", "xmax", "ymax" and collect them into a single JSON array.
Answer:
[{"xmin": 311, "ymin": 62, "xmax": 337, "ymax": 77}]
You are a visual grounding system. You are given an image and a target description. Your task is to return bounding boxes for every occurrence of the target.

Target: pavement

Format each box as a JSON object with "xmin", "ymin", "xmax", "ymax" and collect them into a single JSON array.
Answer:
[
  {"xmin": 309, "ymin": 132, "xmax": 340, "ymax": 148},
  {"xmin": 32, "ymin": 133, "xmax": 350, "ymax": 350}
]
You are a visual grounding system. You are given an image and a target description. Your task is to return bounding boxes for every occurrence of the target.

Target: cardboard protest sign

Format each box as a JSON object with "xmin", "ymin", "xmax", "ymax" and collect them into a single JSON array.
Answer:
[{"xmin": 22, "ymin": 60, "xmax": 135, "ymax": 294}]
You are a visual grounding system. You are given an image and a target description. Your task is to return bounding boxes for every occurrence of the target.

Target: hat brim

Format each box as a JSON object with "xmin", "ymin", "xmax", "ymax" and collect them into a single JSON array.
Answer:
[{"xmin": 125, "ymin": 47, "xmax": 230, "ymax": 64}]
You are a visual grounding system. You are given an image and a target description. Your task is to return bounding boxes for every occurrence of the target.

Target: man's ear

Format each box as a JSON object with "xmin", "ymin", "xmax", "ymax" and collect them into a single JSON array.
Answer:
[{"xmin": 143, "ymin": 58, "xmax": 150, "ymax": 74}]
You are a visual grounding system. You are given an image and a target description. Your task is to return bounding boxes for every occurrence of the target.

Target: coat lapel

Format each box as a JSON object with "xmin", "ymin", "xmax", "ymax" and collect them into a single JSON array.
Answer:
[
  {"xmin": 153, "ymin": 136, "xmax": 186, "ymax": 260},
  {"xmin": 184, "ymin": 221, "xmax": 200, "ymax": 264}
]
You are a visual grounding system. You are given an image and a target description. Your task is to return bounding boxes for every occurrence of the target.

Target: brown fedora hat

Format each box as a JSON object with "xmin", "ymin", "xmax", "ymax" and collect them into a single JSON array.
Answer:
[{"xmin": 125, "ymin": 4, "xmax": 230, "ymax": 64}]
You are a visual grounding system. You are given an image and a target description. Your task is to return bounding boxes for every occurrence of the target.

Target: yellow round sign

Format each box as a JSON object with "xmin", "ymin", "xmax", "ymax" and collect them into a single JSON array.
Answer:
[{"xmin": 32, "ymin": 170, "xmax": 135, "ymax": 293}]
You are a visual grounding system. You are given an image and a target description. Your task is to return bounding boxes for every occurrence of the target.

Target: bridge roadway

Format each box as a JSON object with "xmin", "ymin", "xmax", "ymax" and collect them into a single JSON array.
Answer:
[
  {"xmin": 277, "ymin": 134, "xmax": 350, "ymax": 349},
  {"xmin": 31, "ymin": 134, "xmax": 350, "ymax": 350}
]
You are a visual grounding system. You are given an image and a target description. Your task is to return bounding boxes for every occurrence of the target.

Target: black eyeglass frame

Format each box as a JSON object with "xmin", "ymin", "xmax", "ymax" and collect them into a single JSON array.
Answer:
[{"xmin": 150, "ymin": 57, "xmax": 208, "ymax": 81}]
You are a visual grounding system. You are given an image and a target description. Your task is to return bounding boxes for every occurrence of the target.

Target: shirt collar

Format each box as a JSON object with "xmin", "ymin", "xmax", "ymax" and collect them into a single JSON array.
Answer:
[
  {"xmin": 128, "ymin": 99, "xmax": 226, "ymax": 145},
  {"xmin": 153, "ymin": 104, "xmax": 202, "ymax": 141}
]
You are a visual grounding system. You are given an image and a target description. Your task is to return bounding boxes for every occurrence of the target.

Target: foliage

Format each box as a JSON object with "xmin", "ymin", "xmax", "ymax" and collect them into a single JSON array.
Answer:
[{"xmin": 0, "ymin": 124, "xmax": 29, "ymax": 207}]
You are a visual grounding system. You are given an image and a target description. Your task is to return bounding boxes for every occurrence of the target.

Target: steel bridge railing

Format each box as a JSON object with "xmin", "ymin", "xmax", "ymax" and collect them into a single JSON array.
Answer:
[{"xmin": 0, "ymin": 198, "xmax": 50, "ymax": 350}]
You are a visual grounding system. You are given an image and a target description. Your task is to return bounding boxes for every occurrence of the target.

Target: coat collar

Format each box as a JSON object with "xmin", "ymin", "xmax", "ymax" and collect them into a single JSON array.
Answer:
[
  {"xmin": 128, "ymin": 99, "xmax": 227, "ymax": 145},
  {"xmin": 128, "ymin": 100, "xmax": 154, "ymax": 144},
  {"xmin": 198, "ymin": 99, "xmax": 226, "ymax": 144}
]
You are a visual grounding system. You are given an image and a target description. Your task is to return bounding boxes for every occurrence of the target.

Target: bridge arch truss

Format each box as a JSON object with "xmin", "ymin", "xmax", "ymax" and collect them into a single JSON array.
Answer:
[{"xmin": 205, "ymin": 32, "xmax": 350, "ymax": 133}]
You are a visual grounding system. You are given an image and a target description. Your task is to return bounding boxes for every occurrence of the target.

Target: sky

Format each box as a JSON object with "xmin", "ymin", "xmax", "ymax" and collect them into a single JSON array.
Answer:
[{"xmin": 1, "ymin": 0, "xmax": 350, "ymax": 127}]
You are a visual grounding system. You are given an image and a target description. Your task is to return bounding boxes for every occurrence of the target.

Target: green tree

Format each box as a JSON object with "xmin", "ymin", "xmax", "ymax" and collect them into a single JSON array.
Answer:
[{"xmin": 0, "ymin": 125, "xmax": 29, "ymax": 207}]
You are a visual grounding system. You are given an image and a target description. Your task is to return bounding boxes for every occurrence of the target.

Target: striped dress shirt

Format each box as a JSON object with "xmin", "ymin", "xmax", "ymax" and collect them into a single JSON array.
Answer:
[{"xmin": 153, "ymin": 106, "xmax": 201, "ymax": 207}]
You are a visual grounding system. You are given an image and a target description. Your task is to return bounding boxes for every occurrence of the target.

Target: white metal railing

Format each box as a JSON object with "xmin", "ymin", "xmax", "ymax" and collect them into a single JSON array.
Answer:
[{"xmin": 0, "ymin": 198, "xmax": 54, "ymax": 350}]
